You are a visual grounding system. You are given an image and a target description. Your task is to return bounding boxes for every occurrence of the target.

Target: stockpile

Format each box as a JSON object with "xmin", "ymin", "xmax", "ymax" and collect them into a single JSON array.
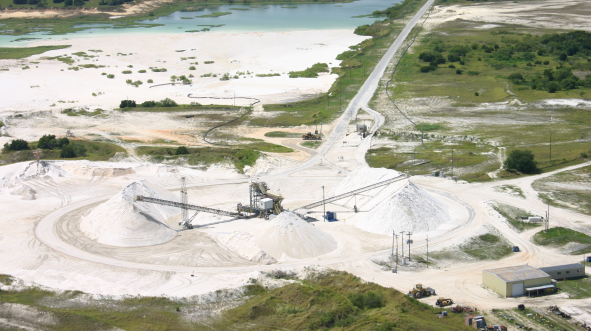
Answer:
[
  {"xmin": 334, "ymin": 167, "xmax": 450, "ymax": 235},
  {"xmin": 254, "ymin": 211, "xmax": 337, "ymax": 260},
  {"xmin": 80, "ymin": 181, "xmax": 179, "ymax": 247}
]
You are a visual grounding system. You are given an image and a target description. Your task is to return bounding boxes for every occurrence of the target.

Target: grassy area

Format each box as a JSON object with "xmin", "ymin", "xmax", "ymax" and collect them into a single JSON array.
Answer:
[
  {"xmin": 302, "ymin": 141, "xmax": 322, "ymax": 149},
  {"xmin": 0, "ymin": 271, "xmax": 472, "ymax": 331},
  {"xmin": 196, "ymin": 11, "xmax": 231, "ymax": 18},
  {"xmin": 0, "ymin": 45, "xmax": 70, "ymax": 59},
  {"xmin": 533, "ymin": 165, "xmax": 591, "ymax": 216},
  {"xmin": 137, "ymin": 146, "xmax": 261, "ymax": 172},
  {"xmin": 0, "ymin": 139, "xmax": 125, "ymax": 164},
  {"xmin": 241, "ymin": 140, "xmax": 294, "ymax": 153},
  {"xmin": 264, "ymin": 131, "xmax": 302, "ymax": 138},
  {"xmin": 460, "ymin": 232, "xmax": 513, "ymax": 260},
  {"xmin": 120, "ymin": 104, "xmax": 243, "ymax": 112},
  {"xmin": 214, "ymin": 270, "xmax": 472, "ymax": 330},
  {"xmin": 532, "ymin": 227, "xmax": 591, "ymax": 254},
  {"xmin": 556, "ymin": 276, "xmax": 591, "ymax": 299},
  {"xmin": 491, "ymin": 202, "xmax": 541, "ymax": 232}
]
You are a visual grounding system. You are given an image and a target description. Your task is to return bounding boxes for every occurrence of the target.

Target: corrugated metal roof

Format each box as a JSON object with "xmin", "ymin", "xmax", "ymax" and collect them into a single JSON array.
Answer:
[
  {"xmin": 539, "ymin": 263, "xmax": 584, "ymax": 272},
  {"xmin": 483, "ymin": 265, "xmax": 550, "ymax": 283}
]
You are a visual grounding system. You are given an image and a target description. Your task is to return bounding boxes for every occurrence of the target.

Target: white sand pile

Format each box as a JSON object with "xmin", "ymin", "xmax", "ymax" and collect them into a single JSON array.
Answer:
[
  {"xmin": 356, "ymin": 181, "xmax": 450, "ymax": 235},
  {"xmin": 80, "ymin": 180, "xmax": 179, "ymax": 247},
  {"xmin": 0, "ymin": 161, "xmax": 69, "ymax": 200},
  {"xmin": 216, "ymin": 232, "xmax": 276, "ymax": 265},
  {"xmin": 332, "ymin": 166, "xmax": 450, "ymax": 235},
  {"xmin": 254, "ymin": 211, "xmax": 337, "ymax": 260}
]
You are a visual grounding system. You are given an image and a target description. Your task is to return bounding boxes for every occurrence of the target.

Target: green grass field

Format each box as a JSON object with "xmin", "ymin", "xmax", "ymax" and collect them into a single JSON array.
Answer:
[
  {"xmin": 0, "ymin": 45, "xmax": 70, "ymax": 59},
  {"xmin": 1, "ymin": 139, "xmax": 125, "ymax": 164},
  {"xmin": 532, "ymin": 227, "xmax": 591, "ymax": 254}
]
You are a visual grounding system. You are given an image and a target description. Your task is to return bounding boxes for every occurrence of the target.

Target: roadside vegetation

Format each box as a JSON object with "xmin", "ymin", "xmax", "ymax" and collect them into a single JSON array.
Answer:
[
  {"xmin": 532, "ymin": 227, "xmax": 591, "ymax": 254},
  {"xmin": 264, "ymin": 131, "xmax": 302, "ymax": 138},
  {"xmin": 490, "ymin": 202, "xmax": 540, "ymax": 233},
  {"xmin": 460, "ymin": 232, "xmax": 513, "ymax": 260},
  {"xmin": 493, "ymin": 184, "xmax": 525, "ymax": 199}
]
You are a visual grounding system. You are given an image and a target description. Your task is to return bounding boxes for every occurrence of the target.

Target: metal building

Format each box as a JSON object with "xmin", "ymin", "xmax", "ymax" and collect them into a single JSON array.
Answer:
[
  {"xmin": 540, "ymin": 263, "xmax": 585, "ymax": 280},
  {"xmin": 483, "ymin": 265, "xmax": 553, "ymax": 297}
]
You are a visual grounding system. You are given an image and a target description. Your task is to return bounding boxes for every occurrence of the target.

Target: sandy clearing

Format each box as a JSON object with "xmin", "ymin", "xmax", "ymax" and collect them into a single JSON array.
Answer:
[{"xmin": 0, "ymin": 29, "xmax": 367, "ymax": 111}]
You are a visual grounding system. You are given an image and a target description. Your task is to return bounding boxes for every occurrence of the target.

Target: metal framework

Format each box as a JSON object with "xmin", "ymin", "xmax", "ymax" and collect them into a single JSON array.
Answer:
[
  {"xmin": 135, "ymin": 196, "xmax": 242, "ymax": 218},
  {"xmin": 298, "ymin": 174, "xmax": 407, "ymax": 210}
]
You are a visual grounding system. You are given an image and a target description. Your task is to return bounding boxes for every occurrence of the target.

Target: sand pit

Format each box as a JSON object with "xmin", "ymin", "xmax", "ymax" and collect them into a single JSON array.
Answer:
[
  {"xmin": 254, "ymin": 211, "xmax": 337, "ymax": 260},
  {"xmin": 80, "ymin": 180, "xmax": 179, "ymax": 247},
  {"xmin": 1, "ymin": 161, "xmax": 70, "ymax": 200}
]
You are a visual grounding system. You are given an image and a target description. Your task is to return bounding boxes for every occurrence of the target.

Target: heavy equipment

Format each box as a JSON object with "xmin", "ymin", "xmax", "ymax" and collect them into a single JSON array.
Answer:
[
  {"xmin": 302, "ymin": 130, "xmax": 322, "ymax": 140},
  {"xmin": 435, "ymin": 297, "xmax": 454, "ymax": 307},
  {"xmin": 408, "ymin": 284, "xmax": 436, "ymax": 298}
]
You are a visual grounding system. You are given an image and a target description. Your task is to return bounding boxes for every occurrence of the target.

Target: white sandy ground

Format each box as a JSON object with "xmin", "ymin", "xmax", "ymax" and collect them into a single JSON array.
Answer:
[
  {"xmin": 0, "ymin": 29, "xmax": 368, "ymax": 111},
  {"xmin": 4, "ymin": 0, "xmax": 591, "ymax": 325}
]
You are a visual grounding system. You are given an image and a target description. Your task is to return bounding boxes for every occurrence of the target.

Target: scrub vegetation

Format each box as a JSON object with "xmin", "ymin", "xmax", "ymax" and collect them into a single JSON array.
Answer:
[
  {"xmin": 491, "ymin": 202, "xmax": 540, "ymax": 233},
  {"xmin": 532, "ymin": 165, "xmax": 591, "ymax": 216},
  {"xmin": 460, "ymin": 232, "xmax": 513, "ymax": 260},
  {"xmin": 533, "ymin": 227, "xmax": 591, "ymax": 254},
  {"xmin": 0, "ymin": 271, "xmax": 472, "ymax": 331}
]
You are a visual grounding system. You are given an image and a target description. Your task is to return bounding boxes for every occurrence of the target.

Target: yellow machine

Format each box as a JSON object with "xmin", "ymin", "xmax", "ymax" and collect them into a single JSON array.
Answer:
[
  {"xmin": 435, "ymin": 297, "xmax": 454, "ymax": 307},
  {"xmin": 408, "ymin": 284, "xmax": 436, "ymax": 298},
  {"xmin": 302, "ymin": 132, "xmax": 322, "ymax": 140}
]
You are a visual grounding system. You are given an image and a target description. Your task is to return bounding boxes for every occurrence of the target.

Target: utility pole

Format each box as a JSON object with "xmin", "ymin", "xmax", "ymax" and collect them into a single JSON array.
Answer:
[
  {"xmin": 407, "ymin": 232, "xmax": 413, "ymax": 261},
  {"xmin": 547, "ymin": 199, "xmax": 550, "ymax": 230},
  {"xmin": 451, "ymin": 148, "xmax": 454, "ymax": 178},
  {"xmin": 322, "ymin": 186, "xmax": 326, "ymax": 222},
  {"xmin": 549, "ymin": 132, "xmax": 552, "ymax": 162},
  {"xmin": 391, "ymin": 230, "xmax": 395, "ymax": 259},
  {"xmin": 426, "ymin": 235, "xmax": 429, "ymax": 269},
  {"xmin": 395, "ymin": 233, "xmax": 399, "ymax": 265},
  {"xmin": 400, "ymin": 231, "xmax": 405, "ymax": 259}
]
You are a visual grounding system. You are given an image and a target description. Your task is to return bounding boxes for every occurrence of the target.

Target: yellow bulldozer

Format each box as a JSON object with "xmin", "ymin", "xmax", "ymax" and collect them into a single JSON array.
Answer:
[
  {"xmin": 302, "ymin": 130, "xmax": 322, "ymax": 140},
  {"xmin": 408, "ymin": 284, "xmax": 436, "ymax": 299},
  {"xmin": 435, "ymin": 297, "xmax": 454, "ymax": 307}
]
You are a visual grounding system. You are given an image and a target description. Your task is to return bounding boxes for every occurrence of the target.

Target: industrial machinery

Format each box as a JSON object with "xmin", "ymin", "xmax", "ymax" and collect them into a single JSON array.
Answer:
[
  {"xmin": 435, "ymin": 297, "xmax": 453, "ymax": 306},
  {"xmin": 237, "ymin": 179, "xmax": 284, "ymax": 219},
  {"xmin": 302, "ymin": 130, "xmax": 322, "ymax": 140},
  {"xmin": 408, "ymin": 284, "xmax": 436, "ymax": 298}
]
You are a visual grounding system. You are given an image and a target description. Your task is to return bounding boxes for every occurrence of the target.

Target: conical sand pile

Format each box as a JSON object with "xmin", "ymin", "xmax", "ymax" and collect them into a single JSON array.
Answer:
[
  {"xmin": 80, "ymin": 181, "xmax": 179, "ymax": 247},
  {"xmin": 254, "ymin": 211, "xmax": 337, "ymax": 259}
]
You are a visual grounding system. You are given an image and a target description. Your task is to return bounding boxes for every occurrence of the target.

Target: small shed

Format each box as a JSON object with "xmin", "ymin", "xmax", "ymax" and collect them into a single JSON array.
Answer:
[
  {"xmin": 540, "ymin": 263, "xmax": 585, "ymax": 280},
  {"xmin": 483, "ymin": 265, "xmax": 552, "ymax": 297}
]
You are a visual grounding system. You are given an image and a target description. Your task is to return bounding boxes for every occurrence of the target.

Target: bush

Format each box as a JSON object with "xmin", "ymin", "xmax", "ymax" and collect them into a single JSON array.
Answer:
[
  {"xmin": 138, "ymin": 70, "xmax": 146, "ymax": 73},
  {"xmin": 158, "ymin": 98, "xmax": 177, "ymax": 107},
  {"xmin": 504, "ymin": 149, "xmax": 539, "ymax": 174},
  {"xmin": 120, "ymin": 100, "xmax": 136, "ymax": 108},
  {"xmin": 147, "ymin": 79, "xmax": 153, "ymax": 83},
  {"xmin": 189, "ymin": 66, "xmax": 196, "ymax": 70},
  {"xmin": 289, "ymin": 63, "xmax": 329, "ymax": 78},
  {"xmin": 122, "ymin": 70, "xmax": 132, "ymax": 74},
  {"xmin": 547, "ymin": 81, "xmax": 559, "ymax": 93},
  {"xmin": 467, "ymin": 71, "xmax": 479, "ymax": 76},
  {"xmin": 508, "ymin": 73, "xmax": 525, "ymax": 84},
  {"xmin": 448, "ymin": 64, "xmax": 455, "ymax": 69},
  {"xmin": 175, "ymin": 146, "xmax": 189, "ymax": 155},
  {"xmin": 3, "ymin": 139, "xmax": 29, "ymax": 152},
  {"xmin": 456, "ymin": 69, "xmax": 463, "ymax": 75},
  {"xmin": 141, "ymin": 100, "xmax": 156, "ymax": 107},
  {"xmin": 107, "ymin": 74, "xmax": 114, "ymax": 78},
  {"xmin": 475, "ymin": 92, "xmax": 479, "ymax": 96},
  {"xmin": 59, "ymin": 143, "xmax": 85, "ymax": 158},
  {"xmin": 559, "ymin": 53, "xmax": 567, "ymax": 61}
]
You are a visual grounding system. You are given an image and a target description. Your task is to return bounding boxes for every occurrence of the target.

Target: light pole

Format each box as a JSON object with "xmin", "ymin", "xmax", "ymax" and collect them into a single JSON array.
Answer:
[
  {"xmin": 407, "ymin": 232, "xmax": 413, "ymax": 261},
  {"xmin": 400, "ymin": 231, "xmax": 405, "ymax": 260}
]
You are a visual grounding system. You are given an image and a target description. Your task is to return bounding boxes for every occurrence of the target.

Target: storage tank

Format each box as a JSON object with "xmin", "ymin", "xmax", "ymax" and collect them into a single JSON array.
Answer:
[{"xmin": 528, "ymin": 216, "xmax": 543, "ymax": 223}]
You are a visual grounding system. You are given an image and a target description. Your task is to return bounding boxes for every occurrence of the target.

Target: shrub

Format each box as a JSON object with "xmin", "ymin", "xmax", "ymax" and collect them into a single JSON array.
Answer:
[
  {"xmin": 138, "ymin": 70, "xmax": 146, "ymax": 73},
  {"xmin": 37, "ymin": 135, "xmax": 68, "ymax": 150},
  {"xmin": 120, "ymin": 100, "xmax": 137, "ymax": 108},
  {"xmin": 448, "ymin": 64, "xmax": 455, "ymax": 69},
  {"xmin": 158, "ymin": 98, "xmax": 177, "ymax": 107},
  {"xmin": 204, "ymin": 61, "xmax": 214, "ymax": 64},
  {"xmin": 147, "ymin": 79, "xmax": 153, "ymax": 83},
  {"xmin": 175, "ymin": 146, "xmax": 189, "ymax": 155},
  {"xmin": 456, "ymin": 69, "xmax": 463, "ymax": 75},
  {"xmin": 289, "ymin": 63, "xmax": 329, "ymax": 78},
  {"xmin": 559, "ymin": 53, "xmax": 567, "ymax": 61},
  {"xmin": 189, "ymin": 66, "xmax": 196, "ymax": 70},
  {"xmin": 140, "ymin": 100, "xmax": 156, "ymax": 107},
  {"xmin": 467, "ymin": 71, "xmax": 479, "ymax": 76},
  {"xmin": 508, "ymin": 73, "xmax": 525, "ymax": 84},
  {"xmin": 581, "ymin": 152, "xmax": 588, "ymax": 158},
  {"xmin": 547, "ymin": 81, "xmax": 559, "ymax": 93},
  {"xmin": 543, "ymin": 60, "xmax": 550, "ymax": 65},
  {"xmin": 475, "ymin": 92, "xmax": 479, "ymax": 96},
  {"xmin": 107, "ymin": 74, "xmax": 114, "ymax": 78},
  {"xmin": 101, "ymin": 72, "xmax": 106, "ymax": 75},
  {"xmin": 122, "ymin": 70, "xmax": 132, "ymax": 74},
  {"xmin": 3, "ymin": 139, "xmax": 29, "ymax": 152},
  {"xmin": 504, "ymin": 149, "xmax": 539, "ymax": 174}
]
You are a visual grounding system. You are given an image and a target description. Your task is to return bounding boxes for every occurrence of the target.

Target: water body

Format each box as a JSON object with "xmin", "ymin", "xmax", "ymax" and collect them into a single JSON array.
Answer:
[{"xmin": 1, "ymin": 0, "xmax": 400, "ymax": 46}]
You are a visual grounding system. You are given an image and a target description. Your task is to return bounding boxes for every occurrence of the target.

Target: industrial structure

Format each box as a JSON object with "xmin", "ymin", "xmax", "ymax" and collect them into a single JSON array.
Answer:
[
  {"xmin": 540, "ymin": 263, "xmax": 585, "ymax": 280},
  {"xmin": 483, "ymin": 265, "xmax": 555, "ymax": 297},
  {"xmin": 237, "ymin": 179, "xmax": 284, "ymax": 218}
]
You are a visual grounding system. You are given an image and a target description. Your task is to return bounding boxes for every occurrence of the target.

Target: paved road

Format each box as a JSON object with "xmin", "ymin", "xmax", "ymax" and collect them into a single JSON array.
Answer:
[{"xmin": 270, "ymin": 0, "xmax": 435, "ymax": 177}]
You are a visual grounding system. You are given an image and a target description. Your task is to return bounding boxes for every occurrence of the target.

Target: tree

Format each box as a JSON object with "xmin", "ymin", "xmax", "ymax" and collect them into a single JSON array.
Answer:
[
  {"xmin": 60, "ymin": 144, "xmax": 76, "ymax": 158},
  {"xmin": 73, "ymin": 0, "xmax": 83, "ymax": 5},
  {"xmin": 175, "ymin": 146, "xmax": 189, "ymax": 155},
  {"xmin": 64, "ymin": 0, "xmax": 72, "ymax": 6},
  {"xmin": 3, "ymin": 139, "xmax": 29, "ymax": 152},
  {"xmin": 37, "ymin": 134, "xmax": 57, "ymax": 149},
  {"xmin": 547, "ymin": 81, "xmax": 559, "ymax": 93},
  {"xmin": 559, "ymin": 53, "xmax": 568, "ymax": 61},
  {"xmin": 508, "ymin": 73, "xmax": 525, "ymax": 84},
  {"xmin": 504, "ymin": 149, "xmax": 539, "ymax": 174},
  {"xmin": 119, "ymin": 100, "xmax": 136, "ymax": 108}
]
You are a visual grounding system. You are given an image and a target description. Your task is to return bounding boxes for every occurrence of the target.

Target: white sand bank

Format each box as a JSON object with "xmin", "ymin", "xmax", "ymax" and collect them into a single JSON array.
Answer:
[{"xmin": 1, "ymin": 29, "xmax": 368, "ymax": 111}]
